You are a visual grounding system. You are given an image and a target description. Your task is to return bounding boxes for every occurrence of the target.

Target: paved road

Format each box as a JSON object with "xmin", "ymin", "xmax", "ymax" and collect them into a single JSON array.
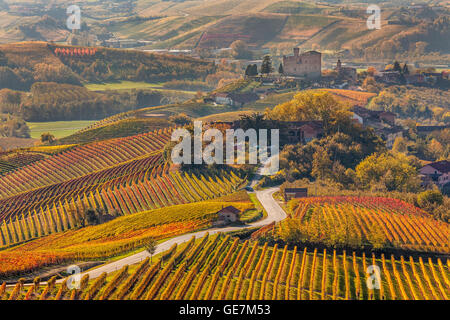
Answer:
[
  {"xmin": 66, "ymin": 186, "xmax": 286, "ymax": 281},
  {"xmin": 8, "ymin": 167, "xmax": 285, "ymax": 287}
]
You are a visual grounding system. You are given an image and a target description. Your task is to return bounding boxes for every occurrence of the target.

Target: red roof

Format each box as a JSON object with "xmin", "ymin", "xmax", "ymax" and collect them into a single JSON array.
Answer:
[{"xmin": 218, "ymin": 206, "xmax": 241, "ymax": 215}]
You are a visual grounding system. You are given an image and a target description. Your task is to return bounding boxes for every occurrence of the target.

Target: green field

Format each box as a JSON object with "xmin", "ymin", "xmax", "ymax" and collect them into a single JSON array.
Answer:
[
  {"xmin": 84, "ymin": 81, "xmax": 165, "ymax": 91},
  {"xmin": 27, "ymin": 121, "xmax": 97, "ymax": 139},
  {"xmin": 84, "ymin": 81, "xmax": 196, "ymax": 95}
]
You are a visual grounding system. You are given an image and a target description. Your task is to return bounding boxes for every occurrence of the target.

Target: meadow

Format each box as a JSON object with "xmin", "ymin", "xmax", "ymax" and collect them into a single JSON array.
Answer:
[{"xmin": 27, "ymin": 121, "xmax": 96, "ymax": 139}]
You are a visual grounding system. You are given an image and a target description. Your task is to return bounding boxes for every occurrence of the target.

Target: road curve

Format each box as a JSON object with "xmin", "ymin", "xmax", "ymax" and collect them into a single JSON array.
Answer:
[{"xmin": 62, "ymin": 187, "xmax": 286, "ymax": 281}]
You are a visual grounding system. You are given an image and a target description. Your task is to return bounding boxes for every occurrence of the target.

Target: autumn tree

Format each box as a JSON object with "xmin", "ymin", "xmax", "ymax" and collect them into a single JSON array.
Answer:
[
  {"xmin": 169, "ymin": 113, "xmax": 192, "ymax": 126},
  {"xmin": 230, "ymin": 40, "xmax": 252, "ymax": 59},
  {"xmin": 144, "ymin": 238, "xmax": 157, "ymax": 262},
  {"xmin": 265, "ymin": 91, "xmax": 353, "ymax": 135},
  {"xmin": 311, "ymin": 146, "xmax": 332, "ymax": 180},
  {"xmin": 355, "ymin": 152, "xmax": 421, "ymax": 192}
]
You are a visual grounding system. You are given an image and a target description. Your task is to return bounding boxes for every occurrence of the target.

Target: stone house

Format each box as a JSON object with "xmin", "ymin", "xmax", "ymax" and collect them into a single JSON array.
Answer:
[
  {"xmin": 213, "ymin": 206, "xmax": 241, "ymax": 226},
  {"xmin": 283, "ymin": 48, "xmax": 321, "ymax": 78},
  {"xmin": 283, "ymin": 121, "xmax": 323, "ymax": 144}
]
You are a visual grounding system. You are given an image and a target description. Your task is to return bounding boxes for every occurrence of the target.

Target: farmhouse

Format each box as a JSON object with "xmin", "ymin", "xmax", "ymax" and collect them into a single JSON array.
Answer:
[
  {"xmin": 351, "ymin": 106, "xmax": 396, "ymax": 127},
  {"xmin": 420, "ymin": 160, "xmax": 450, "ymax": 180},
  {"xmin": 284, "ymin": 188, "xmax": 308, "ymax": 202},
  {"xmin": 213, "ymin": 206, "xmax": 241, "ymax": 226},
  {"xmin": 283, "ymin": 121, "xmax": 323, "ymax": 144},
  {"xmin": 420, "ymin": 160, "xmax": 450, "ymax": 195},
  {"xmin": 213, "ymin": 92, "xmax": 259, "ymax": 107},
  {"xmin": 282, "ymin": 48, "xmax": 321, "ymax": 79}
]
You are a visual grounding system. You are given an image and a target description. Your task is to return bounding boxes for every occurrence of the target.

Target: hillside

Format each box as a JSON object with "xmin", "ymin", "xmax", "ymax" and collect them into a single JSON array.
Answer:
[
  {"xmin": 257, "ymin": 196, "xmax": 450, "ymax": 254},
  {"xmin": 0, "ymin": 1, "xmax": 448, "ymax": 62},
  {"xmin": 3, "ymin": 234, "xmax": 449, "ymax": 300},
  {"xmin": 0, "ymin": 42, "xmax": 215, "ymax": 90}
]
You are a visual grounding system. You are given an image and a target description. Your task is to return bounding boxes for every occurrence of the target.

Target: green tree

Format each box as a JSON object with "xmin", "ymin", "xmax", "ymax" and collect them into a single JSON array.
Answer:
[
  {"xmin": 40, "ymin": 132, "xmax": 55, "ymax": 144},
  {"xmin": 245, "ymin": 64, "xmax": 258, "ymax": 77},
  {"xmin": 261, "ymin": 55, "xmax": 273, "ymax": 75},
  {"xmin": 402, "ymin": 63, "xmax": 409, "ymax": 75},
  {"xmin": 417, "ymin": 190, "xmax": 444, "ymax": 209},
  {"xmin": 278, "ymin": 63, "xmax": 284, "ymax": 74}
]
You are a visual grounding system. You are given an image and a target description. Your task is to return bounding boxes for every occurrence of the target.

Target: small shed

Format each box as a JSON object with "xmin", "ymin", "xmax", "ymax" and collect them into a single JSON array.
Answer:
[
  {"xmin": 213, "ymin": 206, "xmax": 241, "ymax": 226},
  {"xmin": 284, "ymin": 188, "xmax": 308, "ymax": 202}
]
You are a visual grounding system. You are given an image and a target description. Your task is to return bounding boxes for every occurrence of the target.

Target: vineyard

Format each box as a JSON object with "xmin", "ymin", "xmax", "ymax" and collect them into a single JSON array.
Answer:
[
  {"xmin": 0, "ymin": 202, "xmax": 253, "ymax": 277},
  {"xmin": 0, "ymin": 152, "xmax": 46, "ymax": 175},
  {"xmin": 2, "ymin": 234, "xmax": 449, "ymax": 300},
  {"xmin": 261, "ymin": 197, "xmax": 450, "ymax": 254},
  {"xmin": 0, "ymin": 167, "xmax": 245, "ymax": 248},
  {"xmin": 0, "ymin": 128, "xmax": 172, "ymax": 200},
  {"xmin": 322, "ymin": 89, "xmax": 377, "ymax": 107}
]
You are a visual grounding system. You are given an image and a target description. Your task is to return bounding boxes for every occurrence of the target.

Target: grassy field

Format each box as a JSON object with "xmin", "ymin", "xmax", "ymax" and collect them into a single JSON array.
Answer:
[
  {"xmin": 84, "ymin": 81, "xmax": 196, "ymax": 95},
  {"xmin": 85, "ymin": 81, "xmax": 165, "ymax": 91},
  {"xmin": 27, "ymin": 121, "xmax": 97, "ymax": 139}
]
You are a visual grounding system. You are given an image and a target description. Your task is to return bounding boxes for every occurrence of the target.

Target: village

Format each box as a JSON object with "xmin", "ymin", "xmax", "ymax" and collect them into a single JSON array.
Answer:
[{"xmin": 203, "ymin": 47, "xmax": 450, "ymax": 196}]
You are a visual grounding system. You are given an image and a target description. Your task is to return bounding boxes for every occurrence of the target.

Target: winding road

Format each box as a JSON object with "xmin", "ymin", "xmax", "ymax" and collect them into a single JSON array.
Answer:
[
  {"xmin": 68, "ymin": 185, "xmax": 286, "ymax": 281},
  {"xmin": 6, "ymin": 166, "xmax": 285, "ymax": 287}
]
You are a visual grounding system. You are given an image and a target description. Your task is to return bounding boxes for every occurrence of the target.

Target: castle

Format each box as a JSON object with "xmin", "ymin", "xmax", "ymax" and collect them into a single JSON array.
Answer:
[{"xmin": 282, "ymin": 48, "xmax": 321, "ymax": 78}]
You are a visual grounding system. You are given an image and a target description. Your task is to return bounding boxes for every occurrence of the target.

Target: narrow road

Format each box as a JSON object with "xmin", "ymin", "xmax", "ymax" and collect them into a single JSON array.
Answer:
[
  {"xmin": 68, "ymin": 186, "xmax": 286, "ymax": 281},
  {"xmin": 7, "ymin": 166, "xmax": 285, "ymax": 287}
]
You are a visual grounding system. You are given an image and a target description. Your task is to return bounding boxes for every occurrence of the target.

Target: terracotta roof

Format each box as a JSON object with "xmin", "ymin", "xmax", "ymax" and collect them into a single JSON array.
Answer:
[{"xmin": 218, "ymin": 205, "xmax": 241, "ymax": 215}]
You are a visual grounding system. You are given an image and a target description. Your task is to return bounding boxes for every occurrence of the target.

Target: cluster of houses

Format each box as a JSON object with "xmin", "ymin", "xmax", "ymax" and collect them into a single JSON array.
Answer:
[
  {"xmin": 419, "ymin": 160, "xmax": 450, "ymax": 195},
  {"xmin": 205, "ymin": 119, "xmax": 324, "ymax": 145},
  {"xmin": 375, "ymin": 70, "xmax": 449, "ymax": 85},
  {"xmin": 351, "ymin": 106, "xmax": 404, "ymax": 148}
]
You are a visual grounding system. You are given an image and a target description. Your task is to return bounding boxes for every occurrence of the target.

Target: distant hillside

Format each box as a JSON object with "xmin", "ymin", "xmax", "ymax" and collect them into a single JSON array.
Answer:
[
  {"xmin": 0, "ymin": 1, "xmax": 448, "ymax": 61},
  {"xmin": 0, "ymin": 42, "xmax": 215, "ymax": 91}
]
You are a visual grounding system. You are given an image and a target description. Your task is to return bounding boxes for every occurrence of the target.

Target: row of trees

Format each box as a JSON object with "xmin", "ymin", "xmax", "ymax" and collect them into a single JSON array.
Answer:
[{"xmin": 244, "ymin": 56, "xmax": 284, "ymax": 77}]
